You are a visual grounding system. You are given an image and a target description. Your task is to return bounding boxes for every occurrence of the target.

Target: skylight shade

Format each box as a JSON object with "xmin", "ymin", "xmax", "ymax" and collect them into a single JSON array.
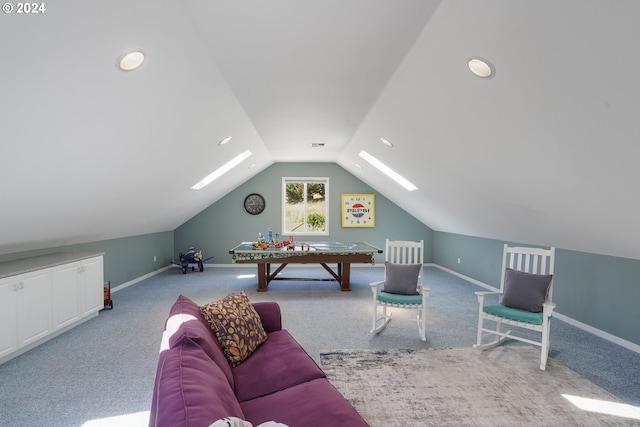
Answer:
[
  {"xmin": 191, "ymin": 150, "xmax": 252, "ymax": 190},
  {"xmin": 358, "ymin": 150, "xmax": 418, "ymax": 191}
]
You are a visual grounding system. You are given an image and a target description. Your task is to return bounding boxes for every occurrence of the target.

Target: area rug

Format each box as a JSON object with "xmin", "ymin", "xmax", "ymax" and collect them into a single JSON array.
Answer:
[{"xmin": 320, "ymin": 347, "xmax": 640, "ymax": 427}]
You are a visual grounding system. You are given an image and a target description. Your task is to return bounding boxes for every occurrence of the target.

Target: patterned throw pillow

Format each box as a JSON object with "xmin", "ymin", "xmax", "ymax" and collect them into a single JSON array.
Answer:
[{"xmin": 199, "ymin": 291, "xmax": 268, "ymax": 367}]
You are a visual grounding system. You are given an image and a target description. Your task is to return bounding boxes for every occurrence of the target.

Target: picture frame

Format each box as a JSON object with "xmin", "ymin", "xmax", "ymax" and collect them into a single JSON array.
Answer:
[{"xmin": 341, "ymin": 194, "xmax": 375, "ymax": 228}]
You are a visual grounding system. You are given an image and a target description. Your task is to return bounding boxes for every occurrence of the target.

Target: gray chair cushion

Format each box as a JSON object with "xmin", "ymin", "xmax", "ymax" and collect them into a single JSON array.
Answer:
[
  {"xmin": 382, "ymin": 262, "xmax": 421, "ymax": 295},
  {"xmin": 501, "ymin": 268, "xmax": 553, "ymax": 313}
]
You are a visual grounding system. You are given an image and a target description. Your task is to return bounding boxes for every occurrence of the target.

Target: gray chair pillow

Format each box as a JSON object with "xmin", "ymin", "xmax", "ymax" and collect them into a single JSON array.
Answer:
[
  {"xmin": 382, "ymin": 262, "xmax": 421, "ymax": 295},
  {"xmin": 501, "ymin": 268, "xmax": 553, "ymax": 313}
]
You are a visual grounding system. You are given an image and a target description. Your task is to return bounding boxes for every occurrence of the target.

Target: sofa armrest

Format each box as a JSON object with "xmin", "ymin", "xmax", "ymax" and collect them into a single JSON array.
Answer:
[{"xmin": 252, "ymin": 302, "xmax": 282, "ymax": 333}]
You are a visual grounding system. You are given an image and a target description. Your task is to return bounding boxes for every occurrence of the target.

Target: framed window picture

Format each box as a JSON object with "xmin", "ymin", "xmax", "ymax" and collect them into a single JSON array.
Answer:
[{"xmin": 341, "ymin": 194, "xmax": 375, "ymax": 228}]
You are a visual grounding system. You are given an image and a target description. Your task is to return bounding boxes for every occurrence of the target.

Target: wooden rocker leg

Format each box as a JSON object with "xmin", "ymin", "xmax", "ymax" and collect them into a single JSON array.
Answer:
[
  {"xmin": 474, "ymin": 331, "xmax": 511, "ymax": 350},
  {"xmin": 475, "ymin": 312, "xmax": 485, "ymax": 347},
  {"xmin": 371, "ymin": 304, "xmax": 392, "ymax": 334},
  {"xmin": 417, "ymin": 310, "xmax": 426, "ymax": 341},
  {"xmin": 473, "ymin": 318, "xmax": 510, "ymax": 350},
  {"xmin": 540, "ymin": 344, "xmax": 549, "ymax": 371},
  {"xmin": 540, "ymin": 322, "xmax": 551, "ymax": 370}
]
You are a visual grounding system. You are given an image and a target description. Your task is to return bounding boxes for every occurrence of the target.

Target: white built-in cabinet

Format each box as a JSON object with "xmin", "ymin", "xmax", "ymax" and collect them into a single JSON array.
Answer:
[
  {"xmin": 0, "ymin": 252, "xmax": 104, "ymax": 364},
  {"xmin": 0, "ymin": 277, "xmax": 18, "ymax": 359},
  {"xmin": 52, "ymin": 256, "xmax": 104, "ymax": 329}
]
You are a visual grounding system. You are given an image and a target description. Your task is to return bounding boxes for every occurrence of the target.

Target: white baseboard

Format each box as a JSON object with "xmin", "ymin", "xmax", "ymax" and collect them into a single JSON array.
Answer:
[
  {"xmin": 111, "ymin": 265, "xmax": 172, "ymax": 293},
  {"xmin": 430, "ymin": 263, "xmax": 499, "ymax": 292},
  {"xmin": 0, "ymin": 311, "xmax": 99, "ymax": 365},
  {"xmin": 552, "ymin": 312, "xmax": 640, "ymax": 354}
]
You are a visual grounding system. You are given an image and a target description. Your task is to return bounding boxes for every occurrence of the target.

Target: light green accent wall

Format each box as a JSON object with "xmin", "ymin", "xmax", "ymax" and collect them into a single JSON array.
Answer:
[
  {"xmin": 434, "ymin": 232, "xmax": 505, "ymax": 285},
  {"xmin": 434, "ymin": 230, "xmax": 640, "ymax": 346},
  {"xmin": 0, "ymin": 232, "xmax": 174, "ymax": 288},
  {"xmin": 555, "ymin": 249, "xmax": 640, "ymax": 345},
  {"xmin": 175, "ymin": 163, "xmax": 434, "ymax": 265}
]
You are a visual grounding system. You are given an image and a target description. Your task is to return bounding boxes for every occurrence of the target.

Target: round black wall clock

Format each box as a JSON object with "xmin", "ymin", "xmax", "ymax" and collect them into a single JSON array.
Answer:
[{"xmin": 244, "ymin": 193, "xmax": 266, "ymax": 215}]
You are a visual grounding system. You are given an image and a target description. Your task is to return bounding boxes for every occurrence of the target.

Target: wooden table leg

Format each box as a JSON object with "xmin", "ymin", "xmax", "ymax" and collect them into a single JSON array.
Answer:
[
  {"xmin": 341, "ymin": 263, "xmax": 351, "ymax": 291},
  {"xmin": 257, "ymin": 264, "xmax": 268, "ymax": 292}
]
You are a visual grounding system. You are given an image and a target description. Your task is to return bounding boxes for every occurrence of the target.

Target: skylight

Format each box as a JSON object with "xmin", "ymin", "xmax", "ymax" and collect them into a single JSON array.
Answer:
[
  {"xmin": 358, "ymin": 150, "xmax": 418, "ymax": 191},
  {"xmin": 191, "ymin": 149, "xmax": 252, "ymax": 190}
]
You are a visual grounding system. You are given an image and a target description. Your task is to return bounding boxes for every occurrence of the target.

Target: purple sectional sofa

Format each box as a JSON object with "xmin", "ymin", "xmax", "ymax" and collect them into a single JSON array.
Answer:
[{"xmin": 149, "ymin": 295, "xmax": 369, "ymax": 427}]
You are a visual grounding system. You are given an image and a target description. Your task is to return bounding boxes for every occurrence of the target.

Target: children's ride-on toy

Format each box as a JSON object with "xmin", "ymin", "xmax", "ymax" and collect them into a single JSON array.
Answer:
[{"xmin": 171, "ymin": 247, "xmax": 214, "ymax": 274}]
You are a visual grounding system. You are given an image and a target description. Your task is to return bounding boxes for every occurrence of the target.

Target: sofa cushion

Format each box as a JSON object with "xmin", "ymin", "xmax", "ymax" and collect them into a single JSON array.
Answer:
[
  {"xmin": 251, "ymin": 302, "xmax": 282, "ymax": 333},
  {"xmin": 151, "ymin": 335, "xmax": 245, "ymax": 427},
  {"xmin": 233, "ymin": 330, "xmax": 326, "ymax": 402},
  {"xmin": 164, "ymin": 294, "xmax": 234, "ymax": 388},
  {"xmin": 240, "ymin": 378, "xmax": 369, "ymax": 427},
  {"xmin": 200, "ymin": 291, "xmax": 268, "ymax": 367}
]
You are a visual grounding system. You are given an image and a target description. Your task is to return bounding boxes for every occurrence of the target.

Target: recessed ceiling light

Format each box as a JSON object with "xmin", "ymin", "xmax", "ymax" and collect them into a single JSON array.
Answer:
[
  {"xmin": 358, "ymin": 150, "xmax": 418, "ymax": 191},
  {"xmin": 311, "ymin": 142, "xmax": 326, "ymax": 148},
  {"xmin": 118, "ymin": 50, "xmax": 145, "ymax": 71},
  {"xmin": 219, "ymin": 136, "xmax": 233, "ymax": 146},
  {"xmin": 355, "ymin": 163, "xmax": 362, "ymax": 169},
  {"xmin": 468, "ymin": 57, "xmax": 494, "ymax": 78},
  {"xmin": 380, "ymin": 138, "xmax": 394, "ymax": 147}
]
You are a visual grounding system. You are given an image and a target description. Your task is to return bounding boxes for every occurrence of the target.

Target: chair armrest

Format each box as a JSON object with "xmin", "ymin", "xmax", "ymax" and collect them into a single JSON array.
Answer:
[
  {"xmin": 420, "ymin": 284, "xmax": 430, "ymax": 299},
  {"xmin": 252, "ymin": 302, "xmax": 282, "ymax": 333},
  {"xmin": 474, "ymin": 291, "xmax": 501, "ymax": 296},
  {"xmin": 475, "ymin": 291, "xmax": 501, "ymax": 304},
  {"xmin": 370, "ymin": 280, "xmax": 384, "ymax": 289}
]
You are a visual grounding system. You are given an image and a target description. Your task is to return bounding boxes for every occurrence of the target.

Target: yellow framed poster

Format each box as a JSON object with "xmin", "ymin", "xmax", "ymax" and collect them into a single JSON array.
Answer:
[{"xmin": 341, "ymin": 194, "xmax": 375, "ymax": 228}]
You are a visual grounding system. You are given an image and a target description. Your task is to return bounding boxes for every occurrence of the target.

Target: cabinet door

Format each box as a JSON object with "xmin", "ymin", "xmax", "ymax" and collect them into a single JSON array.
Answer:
[
  {"xmin": 17, "ymin": 270, "xmax": 52, "ymax": 347},
  {"xmin": 0, "ymin": 278, "xmax": 18, "ymax": 359},
  {"xmin": 81, "ymin": 257, "xmax": 104, "ymax": 316},
  {"xmin": 51, "ymin": 262, "xmax": 81, "ymax": 330}
]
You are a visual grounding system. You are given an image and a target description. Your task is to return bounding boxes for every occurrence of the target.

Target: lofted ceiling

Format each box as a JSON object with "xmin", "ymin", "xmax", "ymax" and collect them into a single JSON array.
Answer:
[{"xmin": 1, "ymin": 0, "xmax": 639, "ymax": 260}]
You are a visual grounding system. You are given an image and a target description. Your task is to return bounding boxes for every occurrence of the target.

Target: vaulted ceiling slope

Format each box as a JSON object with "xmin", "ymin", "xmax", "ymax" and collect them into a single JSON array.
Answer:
[{"xmin": 1, "ymin": 1, "xmax": 639, "ymax": 260}]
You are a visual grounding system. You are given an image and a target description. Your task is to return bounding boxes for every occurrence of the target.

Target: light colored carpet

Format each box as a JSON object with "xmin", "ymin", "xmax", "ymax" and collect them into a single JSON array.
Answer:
[{"xmin": 320, "ymin": 346, "xmax": 640, "ymax": 427}]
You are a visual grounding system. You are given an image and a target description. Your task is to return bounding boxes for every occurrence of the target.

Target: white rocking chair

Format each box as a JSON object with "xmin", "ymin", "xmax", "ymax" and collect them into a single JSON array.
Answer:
[
  {"xmin": 474, "ymin": 244, "xmax": 556, "ymax": 370},
  {"xmin": 370, "ymin": 239, "xmax": 429, "ymax": 341}
]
